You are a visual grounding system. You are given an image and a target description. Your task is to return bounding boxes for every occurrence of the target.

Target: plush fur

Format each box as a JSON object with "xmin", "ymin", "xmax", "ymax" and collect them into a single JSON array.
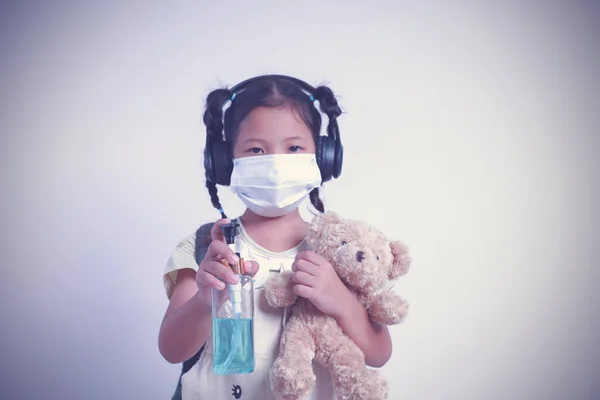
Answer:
[{"xmin": 264, "ymin": 211, "xmax": 412, "ymax": 400}]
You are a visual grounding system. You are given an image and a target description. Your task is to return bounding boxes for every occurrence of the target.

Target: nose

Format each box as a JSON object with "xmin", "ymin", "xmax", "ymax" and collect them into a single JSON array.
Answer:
[{"xmin": 356, "ymin": 251, "xmax": 365, "ymax": 262}]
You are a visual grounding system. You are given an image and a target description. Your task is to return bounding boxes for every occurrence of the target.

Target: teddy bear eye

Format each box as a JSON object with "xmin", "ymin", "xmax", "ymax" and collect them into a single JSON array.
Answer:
[
  {"xmin": 341, "ymin": 241, "xmax": 347, "ymax": 246},
  {"xmin": 376, "ymin": 255, "xmax": 380, "ymax": 261}
]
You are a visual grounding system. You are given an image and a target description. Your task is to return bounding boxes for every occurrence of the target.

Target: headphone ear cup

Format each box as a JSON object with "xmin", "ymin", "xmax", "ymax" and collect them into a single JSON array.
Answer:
[
  {"xmin": 213, "ymin": 139, "xmax": 233, "ymax": 185},
  {"xmin": 333, "ymin": 137, "xmax": 343, "ymax": 179},
  {"xmin": 316, "ymin": 135, "xmax": 337, "ymax": 183},
  {"xmin": 205, "ymin": 137, "xmax": 232, "ymax": 186},
  {"xmin": 315, "ymin": 135, "xmax": 323, "ymax": 179},
  {"xmin": 204, "ymin": 137, "xmax": 216, "ymax": 183}
]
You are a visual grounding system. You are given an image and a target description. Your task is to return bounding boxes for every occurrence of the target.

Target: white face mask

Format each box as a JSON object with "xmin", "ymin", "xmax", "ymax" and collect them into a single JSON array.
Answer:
[{"xmin": 229, "ymin": 153, "xmax": 322, "ymax": 217}]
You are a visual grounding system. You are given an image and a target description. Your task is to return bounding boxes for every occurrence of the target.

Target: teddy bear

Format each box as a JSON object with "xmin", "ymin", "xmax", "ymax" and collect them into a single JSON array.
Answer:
[{"xmin": 264, "ymin": 211, "xmax": 412, "ymax": 400}]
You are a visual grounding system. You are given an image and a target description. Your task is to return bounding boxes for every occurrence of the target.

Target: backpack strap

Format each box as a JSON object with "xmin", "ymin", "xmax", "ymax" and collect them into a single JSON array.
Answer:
[
  {"xmin": 171, "ymin": 221, "xmax": 215, "ymax": 400},
  {"xmin": 194, "ymin": 222, "xmax": 215, "ymax": 265}
]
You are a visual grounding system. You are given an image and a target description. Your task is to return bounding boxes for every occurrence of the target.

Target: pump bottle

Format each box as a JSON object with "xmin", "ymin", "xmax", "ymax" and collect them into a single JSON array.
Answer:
[{"xmin": 211, "ymin": 219, "xmax": 255, "ymax": 374}]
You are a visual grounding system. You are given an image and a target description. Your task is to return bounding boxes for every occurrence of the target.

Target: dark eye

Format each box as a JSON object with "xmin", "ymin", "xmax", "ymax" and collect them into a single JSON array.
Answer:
[
  {"xmin": 376, "ymin": 255, "xmax": 380, "ymax": 261},
  {"xmin": 289, "ymin": 145, "xmax": 302, "ymax": 152},
  {"xmin": 356, "ymin": 251, "xmax": 365, "ymax": 262},
  {"xmin": 248, "ymin": 147, "xmax": 263, "ymax": 154},
  {"xmin": 341, "ymin": 241, "xmax": 347, "ymax": 246}
]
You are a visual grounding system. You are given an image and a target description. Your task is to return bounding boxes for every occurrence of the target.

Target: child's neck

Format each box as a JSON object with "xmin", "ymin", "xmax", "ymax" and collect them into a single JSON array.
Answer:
[{"xmin": 239, "ymin": 209, "xmax": 308, "ymax": 253}]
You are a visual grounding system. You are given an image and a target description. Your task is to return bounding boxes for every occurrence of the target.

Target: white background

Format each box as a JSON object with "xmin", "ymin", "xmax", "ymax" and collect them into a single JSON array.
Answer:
[{"xmin": 1, "ymin": 1, "xmax": 598, "ymax": 399}]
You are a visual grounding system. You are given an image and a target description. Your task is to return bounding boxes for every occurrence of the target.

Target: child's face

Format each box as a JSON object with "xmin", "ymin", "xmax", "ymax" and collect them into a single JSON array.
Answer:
[{"xmin": 232, "ymin": 106, "xmax": 316, "ymax": 159}]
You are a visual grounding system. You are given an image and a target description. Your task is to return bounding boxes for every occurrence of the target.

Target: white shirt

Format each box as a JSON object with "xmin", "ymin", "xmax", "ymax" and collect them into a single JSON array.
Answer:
[{"xmin": 163, "ymin": 218, "xmax": 337, "ymax": 400}]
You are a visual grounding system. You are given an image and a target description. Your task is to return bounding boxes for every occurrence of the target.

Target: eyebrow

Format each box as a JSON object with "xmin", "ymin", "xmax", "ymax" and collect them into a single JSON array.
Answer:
[
  {"xmin": 284, "ymin": 136, "xmax": 306, "ymax": 141},
  {"xmin": 242, "ymin": 135, "xmax": 307, "ymax": 144}
]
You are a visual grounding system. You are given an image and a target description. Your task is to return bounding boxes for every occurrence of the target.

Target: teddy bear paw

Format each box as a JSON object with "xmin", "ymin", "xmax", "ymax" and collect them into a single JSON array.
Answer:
[
  {"xmin": 369, "ymin": 295, "xmax": 409, "ymax": 325},
  {"xmin": 344, "ymin": 369, "xmax": 388, "ymax": 400},
  {"xmin": 388, "ymin": 298, "xmax": 409, "ymax": 323},
  {"xmin": 264, "ymin": 271, "xmax": 297, "ymax": 308},
  {"xmin": 264, "ymin": 288, "xmax": 279, "ymax": 308},
  {"xmin": 271, "ymin": 358, "xmax": 315, "ymax": 400}
]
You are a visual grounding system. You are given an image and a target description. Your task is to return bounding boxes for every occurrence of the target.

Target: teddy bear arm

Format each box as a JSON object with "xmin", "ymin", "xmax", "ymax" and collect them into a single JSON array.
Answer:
[
  {"xmin": 264, "ymin": 270, "xmax": 298, "ymax": 308},
  {"xmin": 367, "ymin": 291, "xmax": 409, "ymax": 325}
]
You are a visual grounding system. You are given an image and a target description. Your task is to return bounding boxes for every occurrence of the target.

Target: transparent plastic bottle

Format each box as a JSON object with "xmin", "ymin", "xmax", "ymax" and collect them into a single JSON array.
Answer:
[{"xmin": 212, "ymin": 220, "xmax": 255, "ymax": 375}]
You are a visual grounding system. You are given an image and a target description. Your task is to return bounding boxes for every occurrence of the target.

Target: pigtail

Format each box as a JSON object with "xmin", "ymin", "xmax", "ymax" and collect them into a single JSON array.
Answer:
[
  {"xmin": 203, "ymin": 88, "xmax": 232, "ymax": 135},
  {"xmin": 314, "ymin": 85, "xmax": 342, "ymax": 140},
  {"xmin": 203, "ymin": 88, "xmax": 233, "ymax": 219},
  {"xmin": 206, "ymin": 180, "xmax": 227, "ymax": 219},
  {"xmin": 309, "ymin": 188, "xmax": 325, "ymax": 213}
]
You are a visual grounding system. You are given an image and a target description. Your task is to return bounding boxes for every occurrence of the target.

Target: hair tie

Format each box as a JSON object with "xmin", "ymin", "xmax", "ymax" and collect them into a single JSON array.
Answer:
[
  {"xmin": 230, "ymin": 93, "xmax": 237, "ymax": 101},
  {"xmin": 309, "ymin": 94, "xmax": 315, "ymax": 102},
  {"xmin": 218, "ymin": 207, "xmax": 224, "ymax": 214}
]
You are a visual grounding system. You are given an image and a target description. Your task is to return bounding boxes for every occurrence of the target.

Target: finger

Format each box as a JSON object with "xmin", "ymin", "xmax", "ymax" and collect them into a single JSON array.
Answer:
[
  {"xmin": 291, "ymin": 258, "xmax": 318, "ymax": 276},
  {"xmin": 197, "ymin": 270, "xmax": 227, "ymax": 290},
  {"xmin": 202, "ymin": 260, "xmax": 239, "ymax": 285},
  {"xmin": 206, "ymin": 240, "xmax": 239, "ymax": 265},
  {"xmin": 210, "ymin": 218, "xmax": 231, "ymax": 242},
  {"xmin": 296, "ymin": 250, "xmax": 327, "ymax": 266},
  {"xmin": 293, "ymin": 284, "xmax": 313, "ymax": 300},
  {"xmin": 292, "ymin": 270, "xmax": 316, "ymax": 287},
  {"xmin": 243, "ymin": 260, "xmax": 260, "ymax": 277}
]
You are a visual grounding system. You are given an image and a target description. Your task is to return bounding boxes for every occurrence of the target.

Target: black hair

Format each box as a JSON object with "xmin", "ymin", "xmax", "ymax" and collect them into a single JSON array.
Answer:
[{"xmin": 202, "ymin": 76, "xmax": 342, "ymax": 219}]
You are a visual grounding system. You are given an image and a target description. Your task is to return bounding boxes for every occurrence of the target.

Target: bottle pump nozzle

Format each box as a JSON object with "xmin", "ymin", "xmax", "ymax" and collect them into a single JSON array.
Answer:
[
  {"xmin": 221, "ymin": 219, "xmax": 244, "ymax": 314},
  {"xmin": 221, "ymin": 219, "xmax": 243, "ymax": 275},
  {"xmin": 222, "ymin": 219, "xmax": 240, "ymax": 246}
]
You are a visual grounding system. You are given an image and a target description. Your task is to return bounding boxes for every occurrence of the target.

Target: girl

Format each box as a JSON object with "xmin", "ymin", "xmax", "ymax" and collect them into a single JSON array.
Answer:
[{"xmin": 159, "ymin": 75, "xmax": 393, "ymax": 400}]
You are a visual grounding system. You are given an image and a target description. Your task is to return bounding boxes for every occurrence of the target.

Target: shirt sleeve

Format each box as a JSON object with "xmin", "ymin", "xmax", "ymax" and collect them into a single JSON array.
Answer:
[{"xmin": 163, "ymin": 233, "xmax": 197, "ymax": 300}]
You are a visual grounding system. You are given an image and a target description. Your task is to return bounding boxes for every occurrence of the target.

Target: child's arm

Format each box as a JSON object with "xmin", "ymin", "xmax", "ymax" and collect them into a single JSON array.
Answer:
[
  {"xmin": 332, "ymin": 295, "xmax": 393, "ymax": 368},
  {"xmin": 291, "ymin": 251, "xmax": 393, "ymax": 368},
  {"xmin": 158, "ymin": 269, "xmax": 212, "ymax": 364},
  {"xmin": 159, "ymin": 219, "xmax": 261, "ymax": 364}
]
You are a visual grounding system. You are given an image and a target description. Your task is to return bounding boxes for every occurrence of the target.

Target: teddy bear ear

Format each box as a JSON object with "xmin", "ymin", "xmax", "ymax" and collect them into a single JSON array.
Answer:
[
  {"xmin": 322, "ymin": 210, "xmax": 342, "ymax": 223},
  {"xmin": 389, "ymin": 241, "xmax": 411, "ymax": 279},
  {"xmin": 308, "ymin": 211, "xmax": 342, "ymax": 241}
]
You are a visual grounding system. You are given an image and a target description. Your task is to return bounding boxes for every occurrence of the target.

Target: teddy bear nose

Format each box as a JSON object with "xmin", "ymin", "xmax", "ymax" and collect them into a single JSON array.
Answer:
[{"xmin": 356, "ymin": 251, "xmax": 365, "ymax": 262}]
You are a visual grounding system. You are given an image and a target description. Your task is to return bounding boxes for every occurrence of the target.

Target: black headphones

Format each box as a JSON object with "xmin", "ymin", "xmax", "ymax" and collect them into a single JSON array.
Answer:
[{"xmin": 203, "ymin": 74, "xmax": 343, "ymax": 186}]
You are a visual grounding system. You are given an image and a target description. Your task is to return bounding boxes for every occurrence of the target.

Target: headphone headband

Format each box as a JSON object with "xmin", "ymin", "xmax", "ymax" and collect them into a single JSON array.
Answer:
[{"xmin": 230, "ymin": 74, "xmax": 316, "ymax": 99}]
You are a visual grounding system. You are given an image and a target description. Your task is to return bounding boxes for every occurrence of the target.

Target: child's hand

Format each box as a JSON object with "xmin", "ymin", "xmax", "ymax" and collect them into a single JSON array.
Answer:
[
  {"xmin": 291, "ymin": 250, "xmax": 353, "ymax": 318},
  {"xmin": 195, "ymin": 218, "xmax": 259, "ymax": 307}
]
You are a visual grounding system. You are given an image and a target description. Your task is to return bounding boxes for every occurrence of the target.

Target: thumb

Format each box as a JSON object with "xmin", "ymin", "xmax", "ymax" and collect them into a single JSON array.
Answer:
[
  {"xmin": 210, "ymin": 218, "xmax": 231, "ymax": 242},
  {"xmin": 244, "ymin": 260, "xmax": 260, "ymax": 277}
]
